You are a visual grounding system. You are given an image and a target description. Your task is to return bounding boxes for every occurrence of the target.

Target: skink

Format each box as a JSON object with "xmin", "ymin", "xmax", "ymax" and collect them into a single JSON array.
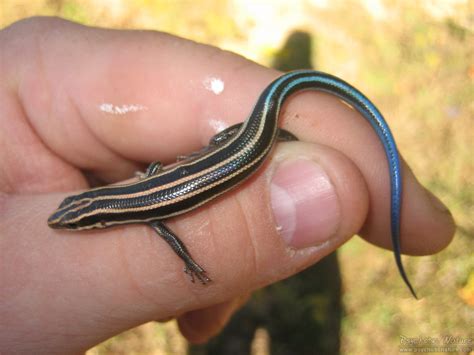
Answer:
[{"xmin": 48, "ymin": 70, "xmax": 417, "ymax": 298}]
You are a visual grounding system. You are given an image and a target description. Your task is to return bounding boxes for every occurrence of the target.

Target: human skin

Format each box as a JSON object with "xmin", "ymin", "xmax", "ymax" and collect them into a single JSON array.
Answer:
[{"xmin": 0, "ymin": 17, "xmax": 455, "ymax": 353}]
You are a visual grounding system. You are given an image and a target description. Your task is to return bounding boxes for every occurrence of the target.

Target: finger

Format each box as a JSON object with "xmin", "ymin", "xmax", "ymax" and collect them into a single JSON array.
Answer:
[
  {"xmin": 3, "ymin": 17, "xmax": 275, "ymax": 182},
  {"xmin": 1, "ymin": 142, "xmax": 368, "ymax": 352},
  {"xmin": 177, "ymin": 293, "xmax": 250, "ymax": 344}
]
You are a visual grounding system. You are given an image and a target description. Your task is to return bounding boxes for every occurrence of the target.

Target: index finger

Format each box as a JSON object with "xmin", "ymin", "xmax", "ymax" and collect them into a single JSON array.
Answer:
[{"xmin": 3, "ymin": 17, "xmax": 276, "ymax": 181}]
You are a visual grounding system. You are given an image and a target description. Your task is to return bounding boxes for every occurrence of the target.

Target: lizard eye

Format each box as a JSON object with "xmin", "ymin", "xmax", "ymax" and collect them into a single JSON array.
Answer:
[{"xmin": 67, "ymin": 223, "xmax": 78, "ymax": 229}]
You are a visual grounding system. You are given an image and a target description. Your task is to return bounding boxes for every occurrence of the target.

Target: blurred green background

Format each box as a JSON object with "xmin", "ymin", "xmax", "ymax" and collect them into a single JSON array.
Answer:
[{"xmin": 1, "ymin": 1, "xmax": 472, "ymax": 354}]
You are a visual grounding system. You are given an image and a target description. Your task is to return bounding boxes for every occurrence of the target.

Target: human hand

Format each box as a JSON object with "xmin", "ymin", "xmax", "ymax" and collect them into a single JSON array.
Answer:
[{"xmin": 0, "ymin": 17, "xmax": 455, "ymax": 353}]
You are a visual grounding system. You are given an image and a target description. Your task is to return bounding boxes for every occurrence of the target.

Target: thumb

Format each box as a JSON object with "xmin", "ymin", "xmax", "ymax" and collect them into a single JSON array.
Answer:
[
  {"xmin": 161, "ymin": 141, "xmax": 368, "ymax": 292},
  {"xmin": 163, "ymin": 141, "xmax": 369, "ymax": 343}
]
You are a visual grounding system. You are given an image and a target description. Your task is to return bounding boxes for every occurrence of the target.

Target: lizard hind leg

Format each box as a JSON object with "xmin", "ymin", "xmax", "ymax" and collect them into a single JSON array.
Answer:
[{"xmin": 149, "ymin": 221, "xmax": 211, "ymax": 284}]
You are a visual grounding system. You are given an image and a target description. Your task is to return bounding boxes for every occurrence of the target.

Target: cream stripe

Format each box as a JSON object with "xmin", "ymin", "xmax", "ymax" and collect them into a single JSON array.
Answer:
[{"xmin": 67, "ymin": 141, "xmax": 274, "ymax": 225}]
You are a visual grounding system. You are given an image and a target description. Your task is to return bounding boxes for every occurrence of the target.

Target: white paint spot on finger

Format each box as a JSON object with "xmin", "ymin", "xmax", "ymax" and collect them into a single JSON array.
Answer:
[
  {"xmin": 208, "ymin": 118, "xmax": 229, "ymax": 133},
  {"xmin": 203, "ymin": 76, "xmax": 225, "ymax": 95},
  {"xmin": 198, "ymin": 118, "xmax": 230, "ymax": 146},
  {"xmin": 99, "ymin": 103, "xmax": 148, "ymax": 115}
]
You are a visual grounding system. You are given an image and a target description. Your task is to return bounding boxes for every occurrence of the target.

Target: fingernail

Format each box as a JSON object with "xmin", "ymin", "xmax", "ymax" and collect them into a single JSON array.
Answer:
[{"xmin": 270, "ymin": 159, "xmax": 341, "ymax": 249}]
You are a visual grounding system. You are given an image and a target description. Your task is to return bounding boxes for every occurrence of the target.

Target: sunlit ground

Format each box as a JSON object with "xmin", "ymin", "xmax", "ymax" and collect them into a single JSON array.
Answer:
[{"xmin": 1, "ymin": 1, "xmax": 472, "ymax": 354}]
